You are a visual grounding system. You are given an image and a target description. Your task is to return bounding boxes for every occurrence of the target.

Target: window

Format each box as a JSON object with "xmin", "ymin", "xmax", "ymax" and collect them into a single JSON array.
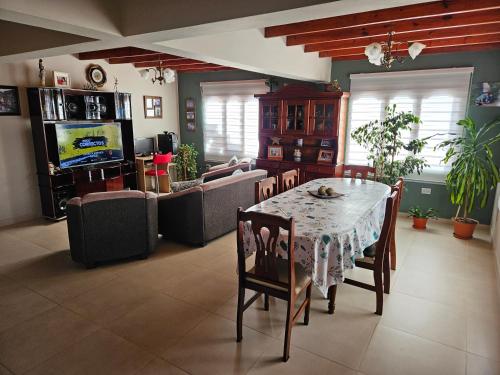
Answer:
[
  {"xmin": 201, "ymin": 80, "xmax": 268, "ymax": 161},
  {"xmin": 346, "ymin": 68, "xmax": 473, "ymax": 181}
]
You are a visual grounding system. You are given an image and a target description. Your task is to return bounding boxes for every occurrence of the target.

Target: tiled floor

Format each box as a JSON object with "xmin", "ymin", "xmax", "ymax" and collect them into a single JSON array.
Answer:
[{"xmin": 0, "ymin": 216, "xmax": 498, "ymax": 375}]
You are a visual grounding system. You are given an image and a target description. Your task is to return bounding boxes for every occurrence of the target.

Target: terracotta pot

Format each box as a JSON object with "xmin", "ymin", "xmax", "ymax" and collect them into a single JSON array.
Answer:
[
  {"xmin": 452, "ymin": 217, "xmax": 478, "ymax": 239},
  {"xmin": 412, "ymin": 217, "xmax": 428, "ymax": 230}
]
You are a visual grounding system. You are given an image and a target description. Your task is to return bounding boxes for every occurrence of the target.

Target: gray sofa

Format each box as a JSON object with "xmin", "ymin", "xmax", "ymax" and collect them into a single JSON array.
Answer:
[
  {"xmin": 67, "ymin": 190, "xmax": 158, "ymax": 268},
  {"xmin": 158, "ymin": 169, "xmax": 267, "ymax": 246}
]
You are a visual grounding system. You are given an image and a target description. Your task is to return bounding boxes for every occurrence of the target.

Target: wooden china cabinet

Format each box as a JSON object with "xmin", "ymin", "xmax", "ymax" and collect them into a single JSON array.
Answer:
[{"xmin": 255, "ymin": 85, "xmax": 349, "ymax": 182}]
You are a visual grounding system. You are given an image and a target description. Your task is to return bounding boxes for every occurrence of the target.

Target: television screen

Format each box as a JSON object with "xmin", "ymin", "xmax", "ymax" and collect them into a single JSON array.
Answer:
[
  {"xmin": 55, "ymin": 122, "xmax": 124, "ymax": 169},
  {"xmin": 134, "ymin": 137, "xmax": 155, "ymax": 156}
]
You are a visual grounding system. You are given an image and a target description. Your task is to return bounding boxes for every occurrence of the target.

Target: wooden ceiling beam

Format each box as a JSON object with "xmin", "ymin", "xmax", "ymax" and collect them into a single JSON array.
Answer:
[
  {"xmin": 136, "ymin": 63, "xmax": 222, "ymax": 71},
  {"xmin": 329, "ymin": 42, "xmax": 500, "ymax": 61},
  {"xmin": 78, "ymin": 47, "xmax": 158, "ymax": 60},
  {"xmin": 319, "ymin": 33, "xmax": 500, "ymax": 58},
  {"xmin": 266, "ymin": 0, "xmax": 500, "ymax": 38},
  {"xmin": 287, "ymin": 9, "xmax": 500, "ymax": 46},
  {"xmin": 108, "ymin": 54, "xmax": 184, "ymax": 64},
  {"xmin": 134, "ymin": 60, "xmax": 209, "ymax": 68},
  {"xmin": 177, "ymin": 66, "xmax": 235, "ymax": 73},
  {"xmin": 305, "ymin": 22, "xmax": 500, "ymax": 52}
]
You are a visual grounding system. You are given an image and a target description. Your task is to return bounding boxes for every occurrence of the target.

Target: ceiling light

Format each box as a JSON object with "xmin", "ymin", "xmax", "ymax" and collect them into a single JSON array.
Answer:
[{"xmin": 364, "ymin": 32, "xmax": 426, "ymax": 69}]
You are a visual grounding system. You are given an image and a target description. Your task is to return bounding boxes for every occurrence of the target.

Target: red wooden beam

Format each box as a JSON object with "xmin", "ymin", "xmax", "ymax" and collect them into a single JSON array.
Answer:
[
  {"xmin": 287, "ymin": 9, "xmax": 500, "ymax": 46},
  {"xmin": 329, "ymin": 42, "xmax": 500, "ymax": 61},
  {"xmin": 134, "ymin": 60, "xmax": 209, "ymax": 68},
  {"xmin": 109, "ymin": 54, "xmax": 183, "ymax": 64},
  {"xmin": 265, "ymin": 0, "xmax": 500, "ymax": 38},
  {"xmin": 78, "ymin": 47, "xmax": 157, "ymax": 60},
  {"xmin": 179, "ymin": 67, "xmax": 236, "ymax": 73},
  {"xmin": 137, "ymin": 63, "xmax": 222, "ymax": 71},
  {"xmin": 319, "ymin": 33, "xmax": 500, "ymax": 57},
  {"xmin": 305, "ymin": 22, "xmax": 500, "ymax": 52}
]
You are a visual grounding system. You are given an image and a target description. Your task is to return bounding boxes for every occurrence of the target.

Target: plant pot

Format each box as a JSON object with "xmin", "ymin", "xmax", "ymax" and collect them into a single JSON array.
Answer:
[
  {"xmin": 452, "ymin": 217, "xmax": 478, "ymax": 239},
  {"xmin": 412, "ymin": 217, "xmax": 428, "ymax": 230}
]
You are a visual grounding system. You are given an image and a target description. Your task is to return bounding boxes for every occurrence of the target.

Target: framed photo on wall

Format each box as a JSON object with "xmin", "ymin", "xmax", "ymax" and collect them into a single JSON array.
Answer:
[
  {"xmin": 0, "ymin": 86, "xmax": 20, "ymax": 116},
  {"xmin": 144, "ymin": 95, "xmax": 162, "ymax": 118},
  {"xmin": 185, "ymin": 97, "xmax": 196, "ymax": 131}
]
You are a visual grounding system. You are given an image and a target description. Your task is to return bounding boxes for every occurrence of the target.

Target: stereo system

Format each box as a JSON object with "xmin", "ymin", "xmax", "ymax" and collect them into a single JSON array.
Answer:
[{"xmin": 51, "ymin": 187, "xmax": 74, "ymax": 218}]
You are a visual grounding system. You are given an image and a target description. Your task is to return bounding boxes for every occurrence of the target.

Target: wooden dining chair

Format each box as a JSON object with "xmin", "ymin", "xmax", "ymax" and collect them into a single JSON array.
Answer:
[
  {"xmin": 280, "ymin": 168, "xmax": 300, "ymax": 193},
  {"xmin": 236, "ymin": 208, "xmax": 312, "ymax": 362},
  {"xmin": 343, "ymin": 165, "xmax": 376, "ymax": 181},
  {"xmin": 255, "ymin": 176, "xmax": 278, "ymax": 204},
  {"xmin": 390, "ymin": 178, "xmax": 404, "ymax": 270},
  {"xmin": 328, "ymin": 189, "xmax": 397, "ymax": 315}
]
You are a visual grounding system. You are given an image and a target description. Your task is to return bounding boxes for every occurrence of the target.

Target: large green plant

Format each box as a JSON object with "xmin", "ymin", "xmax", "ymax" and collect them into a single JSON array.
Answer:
[
  {"xmin": 435, "ymin": 117, "xmax": 500, "ymax": 221},
  {"xmin": 175, "ymin": 144, "xmax": 198, "ymax": 181},
  {"xmin": 351, "ymin": 104, "xmax": 429, "ymax": 185}
]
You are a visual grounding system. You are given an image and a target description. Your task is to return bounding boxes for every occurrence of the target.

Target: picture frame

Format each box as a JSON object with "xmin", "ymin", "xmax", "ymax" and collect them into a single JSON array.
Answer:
[
  {"xmin": 144, "ymin": 95, "xmax": 162, "ymax": 118},
  {"xmin": 186, "ymin": 98, "xmax": 195, "ymax": 109},
  {"xmin": 186, "ymin": 111, "xmax": 195, "ymax": 120},
  {"xmin": 472, "ymin": 81, "xmax": 500, "ymax": 107},
  {"xmin": 53, "ymin": 71, "xmax": 71, "ymax": 88},
  {"xmin": 317, "ymin": 149, "xmax": 334, "ymax": 164},
  {"xmin": 0, "ymin": 85, "xmax": 20, "ymax": 116},
  {"xmin": 268, "ymin": 145, "xmax": 283, "ymax": 160},
  {"xmin": 320, "ymin": 138, "xmax": 333, "ymax": 147},
  {"xmin": 187, "ymin": 121, "xmax": 196, "ymax": 132},
  {"xmin": 185, "ymin": 97, "xmax": 196, "ymax": 131}
]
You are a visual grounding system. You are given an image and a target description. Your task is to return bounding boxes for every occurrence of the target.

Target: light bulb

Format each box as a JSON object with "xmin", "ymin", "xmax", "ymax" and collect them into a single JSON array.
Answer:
[
  {"xmin": 139, "ymin": 69, "xmax": 150, "ymax": 80},
  {"xmin": 408, "ymin": 42, "xmax": 426, "ymax": 59},
  {"xmin": 164, "ymin": 68, "xmax": 175, "ymax": 83},
  {"xmin": 364, "ymin": 43, "xmax": 382, "ymax": 59}
]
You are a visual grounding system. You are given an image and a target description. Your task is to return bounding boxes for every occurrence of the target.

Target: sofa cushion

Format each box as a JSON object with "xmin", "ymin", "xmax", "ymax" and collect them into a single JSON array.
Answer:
[
  {"xmin": 228, "ymin": 155, "xmax": 238, "ymax": 167},
  {"xmin": 201, "ymin": 169, "xmax": 267, "ymax": 192},
  {"xmin": 171, "ymin": 177, "xmax": 204, "ymax": 192}
]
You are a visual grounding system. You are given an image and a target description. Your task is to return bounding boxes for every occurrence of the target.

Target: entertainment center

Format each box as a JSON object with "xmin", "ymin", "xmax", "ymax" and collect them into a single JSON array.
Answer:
[{"xmin": 27, "ymin": 87, "xmax": 136, "ymax": 220}]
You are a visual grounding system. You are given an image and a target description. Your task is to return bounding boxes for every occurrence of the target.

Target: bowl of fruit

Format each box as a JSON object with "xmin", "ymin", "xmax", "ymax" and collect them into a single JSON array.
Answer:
[{"xmin": 308, "ymin": 185, "xmax": 344, "ymax": 199}]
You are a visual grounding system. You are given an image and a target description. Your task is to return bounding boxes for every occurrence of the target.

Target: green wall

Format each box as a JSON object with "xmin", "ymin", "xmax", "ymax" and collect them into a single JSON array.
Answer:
[{"xmin": 331, "ymin": 49, "xmax": 500, "ymax": 224}]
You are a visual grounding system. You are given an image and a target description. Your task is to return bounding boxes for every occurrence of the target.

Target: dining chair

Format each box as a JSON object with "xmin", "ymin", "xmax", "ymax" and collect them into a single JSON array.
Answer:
[
  {"xmin": 145, "ymin": 152, "xmax": 173, "ymax": 194},
  {"xmin": 390, "ymin": 178, "xmax": 404, "ymax": 270},
  {"xmin": 280, "ymin": 168, "xmax": 300, "ymax": 193},
  {"xmin": 255, "ymin": 176, "xmax": 278, "ymax": 204},
  {"xmin": 343, "ymin": 165, "xmax": 376, "ymax": 180},
  {"xmin": 236, "ymin": 208, "xmax": 312, "ymax": 362},
  {"xmin": 328, "ymin": 189, "xmax": 397, "ymax": 315}
]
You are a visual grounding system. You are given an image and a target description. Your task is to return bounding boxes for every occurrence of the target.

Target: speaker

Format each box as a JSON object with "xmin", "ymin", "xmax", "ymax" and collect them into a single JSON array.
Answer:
[
  {"xmin": 52, "ymin": 188, "xmax": 74, "ymax": 218},
  {"xmin": 157, "ymin": 132, "xmax": 178, "ymax": 155}
]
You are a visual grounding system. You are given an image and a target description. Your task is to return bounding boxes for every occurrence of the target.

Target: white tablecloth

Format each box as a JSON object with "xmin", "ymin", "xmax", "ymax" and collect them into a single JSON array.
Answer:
[{"xmin": 244, "ymin": 178, "xmax": 391, "ymax": 297}]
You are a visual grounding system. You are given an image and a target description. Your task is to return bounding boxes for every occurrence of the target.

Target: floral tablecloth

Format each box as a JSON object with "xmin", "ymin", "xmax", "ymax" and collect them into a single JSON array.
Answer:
[{"xmin": 243, "ymin": 178, "xmax": 391, "ymax": 297}]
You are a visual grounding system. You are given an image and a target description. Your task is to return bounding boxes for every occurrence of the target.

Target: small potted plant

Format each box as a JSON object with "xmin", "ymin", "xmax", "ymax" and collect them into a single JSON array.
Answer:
[
  {"xmin": 436, "ymin": 117, "xmax": 500, "ymax": 239},
  {"xmin": 407, "ymin": 206, "xmax": 438, "ymax": 230}
]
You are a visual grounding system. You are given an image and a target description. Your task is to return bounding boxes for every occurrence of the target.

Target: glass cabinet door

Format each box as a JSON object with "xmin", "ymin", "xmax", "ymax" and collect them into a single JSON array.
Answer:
[
  {"xmin": 312, "ymin": 100, "xmax": 336, "ymax": 136},
  {"xmin": 284, "ymin": 100, "xmax": 308, "ymax": 134},
  {"xmin": 260, "ymin": 101, "xmax": 281, "ymax": 133}
]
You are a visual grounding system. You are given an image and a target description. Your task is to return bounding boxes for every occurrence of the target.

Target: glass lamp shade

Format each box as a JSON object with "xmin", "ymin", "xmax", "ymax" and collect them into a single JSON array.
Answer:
[
  {"xmin": 408, "ymin": 42, "xmax": 426, "ymax": 59},
  {"xmin": 364, "ymin": 43, "xmax": 382, "ymax": 59},
  {"xmin": 139, "ymin": 69, "xmax": 150, "ymax": 80},
  {"xmin": 163, "ymin": 68, "xmax": 175, "ymax": 83}
]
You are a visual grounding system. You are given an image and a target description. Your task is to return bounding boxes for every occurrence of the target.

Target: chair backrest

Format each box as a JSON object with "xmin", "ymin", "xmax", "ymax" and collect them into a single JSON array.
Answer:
[
  {"xmin": 153, "ymin": 152, "xmax": 172, "ymax": 165},
  {"xmin": 237, "ymin": 208, "xmax": 296, "ymax": 291},
  {"xmin": 343, "ymin": 165, "xmax": 376, "ymax": 180},
  {"xmin": 374, "ymin": 190, "xmax": 398, "ymax": 262},
  {"xmin": 255, "ymin": 176, "xmax": 278, "ymax": 204},
  {"xmin": 392, "ymin": 177, "xmax": 404, "ymax": 211},
  {"xmin": 280, "ymin": 169, "xmax": 300, "ymax": 193}
]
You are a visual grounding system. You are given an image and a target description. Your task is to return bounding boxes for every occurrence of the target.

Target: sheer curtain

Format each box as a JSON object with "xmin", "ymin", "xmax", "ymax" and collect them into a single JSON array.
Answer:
[{"xmin": 346, "ymin": 67, "xmax": 473, "ymax": 181}]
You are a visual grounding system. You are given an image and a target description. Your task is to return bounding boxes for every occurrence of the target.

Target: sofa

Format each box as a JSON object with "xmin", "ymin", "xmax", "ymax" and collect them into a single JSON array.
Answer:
[
  {"xmin": 201, "ymin": 159, "xmax": 252, "ymax": 183},
  {"xmin": 67, "ymin": 190, "xmax": 158, "ymax": 268},
  {"xmin": 158, "ymin": 169, "xmax": 267, "ymax": 246}
]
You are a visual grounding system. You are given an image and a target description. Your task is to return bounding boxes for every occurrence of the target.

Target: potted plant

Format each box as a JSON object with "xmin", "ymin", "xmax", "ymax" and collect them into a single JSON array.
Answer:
[
  {"xmin": 407, "ymin": 206, "xmax": 438, "ymax": 230},
  {"xmin": 436, "ymin": 117, "xmax": 500, "ymax": 239},
  {"xmin": 175, "ymin": 143, "xmax": 198, "ymax": 181}
]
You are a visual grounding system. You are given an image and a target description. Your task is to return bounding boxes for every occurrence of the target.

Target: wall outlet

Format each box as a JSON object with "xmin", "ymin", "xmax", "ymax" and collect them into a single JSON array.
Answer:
[{"xmin": 421, "ymin": 187, "xmax": 432, "ymax": 195}]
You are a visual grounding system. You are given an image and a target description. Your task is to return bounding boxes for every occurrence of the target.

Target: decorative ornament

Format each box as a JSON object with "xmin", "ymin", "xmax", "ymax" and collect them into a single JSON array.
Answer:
[
  {"xmin": 113, "ymin": 76, "xmax": 119, "ymax": 92},
  {"xmin": 38, "ymin": 59, "xmax": 46, "ymax": 86},
  {"xmin": 86, "ymin": 64, "xmax": 107, "ymax": 87},
  {"xmin": 265, "ymin": 78, "xmax": 279, "ymax": 93},
  {"xmin": 270, "ymin": 137, "xmax": 281, "ymax": 145},
  {"xmin": 325, "ymin": 79, "xmax": 342, "ymax": 92},
  {"xmin": 83, "ymin": 81, "xmax": 97, "ymax": 91},
  {"xmin": 364, "ymin": 32, "xmax": 426, "ymax": 69}
]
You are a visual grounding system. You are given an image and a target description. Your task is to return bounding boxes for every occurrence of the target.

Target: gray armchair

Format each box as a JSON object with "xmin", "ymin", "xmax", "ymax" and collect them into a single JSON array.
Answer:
[{"xmin": 67, "ymin": 190, "xmax": 158, "ymax": 268}]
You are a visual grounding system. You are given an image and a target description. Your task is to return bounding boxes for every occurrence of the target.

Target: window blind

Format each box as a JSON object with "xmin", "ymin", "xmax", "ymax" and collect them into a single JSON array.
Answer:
[
  {"xmin": 201, "ymin": 80, "xmax": 268, "ymax": 161},
  {"xmin": 346, "ymin": 67, "xmax": 473, "ymax": 182}
]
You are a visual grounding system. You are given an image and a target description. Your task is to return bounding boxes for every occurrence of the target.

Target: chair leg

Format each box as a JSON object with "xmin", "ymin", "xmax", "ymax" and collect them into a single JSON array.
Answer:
[
  {"xmin": 374, "ymin": 268, "xmax": 383, "ymax": 315},
  {"xmin": 264, "ymin": 293, "xmax": 269, "ymax": 311},
  {"xmin": 236, "ymin": 286, "xmax": 245, "ymax": 342},
  {"xmin": 304, "ymin": 283, "xmax": 312, "ymax": 325},
  {"xmin": 328, "ymin": 285, "xmax": 337, "ymax": 314},
  {"xmin": 390, "ymin": 236, "xmax": 396, "ymax": 270},
  {"xmin": 383, "ymin": 254, "xmax": 391, "ymax": 294},
  {"xmin": 283, "ymin": 300, "xmax": 293, "ymax": 362}
]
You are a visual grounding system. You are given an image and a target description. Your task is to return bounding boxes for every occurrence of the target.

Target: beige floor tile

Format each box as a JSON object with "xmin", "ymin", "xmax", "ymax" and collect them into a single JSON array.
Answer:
[
  {"xmin": 0, "ymin": 275, "xmax": 17, "ymax": 296},
  {"xmin": 0, "ymin": 232, "xmax": 51, "ymax": 267},
  {"xmin": 467, "ymin": 310, "xmax": 500, "ymax": 361},
  {"xmin": 334, "ymin": 282, "xmax": 389, "ymax": 313},
  {"xmin": 248, "ymin": 337, "xmax": 356, "ymax": 375},
  {"xmin": 62, "ymin": 277, "xmax": 158, "ymax": 326},
  {"xmin": 137, "ymin": 358, "xmax": 189, "ymax": 375},
  {"xmin": 291, "ymin": 303, "xmax": 380, "ymax": 369},
  {"xmin": 25, "ymin": 329, "xmax": 153, "ymax": 375},
  {"xmin": 360, "ymin": 325, "xmax": 466, "ymax": 375},
  {"xmin": 0, "ymin": 306, "xmax": 98, "ymax": 374},
  {"xmin": 108, "ymin": 293, "xmax": 209, "ymax": 355},
  {"xmin": 466, "ymin": 353, "xmax": 500, "ymax": 375},
  {"xmin": 0, "ymin": 285, "xmax": 56, "ymax": 332},
  {"xmin": 0, "ymin": 363, "xmax": 12, "ymax": 375},
  {"xmin": 164, "ymin": 314, "xmax": 274, "ymax": 375},
  {"xmin": 380, "ymin": 292, "xmax": 467, "ymax": 350}
]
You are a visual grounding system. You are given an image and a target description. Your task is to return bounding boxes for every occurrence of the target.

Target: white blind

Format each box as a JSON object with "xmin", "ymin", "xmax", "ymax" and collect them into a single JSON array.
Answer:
[
  {"xmin": 201, "ymin": 80, "xmax": 268, "ymax": 161},
  {"xmin": 346, "ymin": 68, "xmax": 473, "ymax": 182}
]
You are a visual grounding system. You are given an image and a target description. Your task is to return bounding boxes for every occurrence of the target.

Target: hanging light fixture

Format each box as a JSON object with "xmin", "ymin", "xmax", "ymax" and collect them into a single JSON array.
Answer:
[
  {"xmin": 364, "ymin": 32, "xmax": 426, "ymax": 69},
  {"xmin": 139, "ymin": 60, "xmax": 175, "ymax": 85}
]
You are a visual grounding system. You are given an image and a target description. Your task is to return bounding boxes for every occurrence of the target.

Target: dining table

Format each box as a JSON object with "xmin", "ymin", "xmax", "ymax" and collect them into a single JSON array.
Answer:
[{"xmin": 243, "ymin": 177, "xmax": 391, "ymax": 298}]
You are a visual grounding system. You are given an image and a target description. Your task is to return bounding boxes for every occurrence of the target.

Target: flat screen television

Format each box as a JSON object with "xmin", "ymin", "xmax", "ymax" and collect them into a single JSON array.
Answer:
[
  {"xmin": 134, "ymin": 137, "xmax": 155, "ymax": 156},
  {"xmin": 55, "ymin": 122, "xmax": 124, "ymax": 169}
]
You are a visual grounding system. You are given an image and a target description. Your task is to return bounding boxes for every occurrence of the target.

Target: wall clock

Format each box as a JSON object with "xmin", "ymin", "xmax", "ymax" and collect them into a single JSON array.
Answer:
[{"xmin": 86, "ymin": 64, "xmax": 107, "ymax": 87}]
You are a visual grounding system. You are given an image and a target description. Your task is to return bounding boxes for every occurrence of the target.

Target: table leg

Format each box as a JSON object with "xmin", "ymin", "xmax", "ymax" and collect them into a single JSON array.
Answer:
[{"xmin": 327, "ymin": 285, "xmax": 337, "ymax": 314}]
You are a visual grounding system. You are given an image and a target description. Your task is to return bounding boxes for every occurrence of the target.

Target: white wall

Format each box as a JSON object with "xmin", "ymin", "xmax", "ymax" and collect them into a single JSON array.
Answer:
[{"xmin": 0, "ymin": 54, "xmax": 179, "ymax": 226}]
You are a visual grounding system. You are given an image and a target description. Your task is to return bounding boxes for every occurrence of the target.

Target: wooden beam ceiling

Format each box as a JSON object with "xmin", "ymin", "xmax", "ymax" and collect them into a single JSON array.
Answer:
[
  {"xmin": 78, "ymin": 47, "xmax": 156, "ymax": 60},
  {"xmin": 134, "ymin": 60, "xmax": 215, "ymax": 68},
  {"xmin": 108, "ymin": 54, "xmax": 183, "ymax": 64}
]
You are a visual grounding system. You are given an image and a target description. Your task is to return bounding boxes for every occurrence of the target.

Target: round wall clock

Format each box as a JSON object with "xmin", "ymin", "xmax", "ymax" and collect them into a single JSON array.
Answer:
[{"xmin": 86, "ymin": 64, "xmax": 107, "ymax": 87}]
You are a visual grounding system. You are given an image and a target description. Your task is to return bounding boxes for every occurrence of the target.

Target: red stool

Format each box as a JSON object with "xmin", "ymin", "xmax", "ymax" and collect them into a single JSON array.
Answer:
[{"xmin": 145, "ymin": 152, "xmax": 173, "ymax": 193}]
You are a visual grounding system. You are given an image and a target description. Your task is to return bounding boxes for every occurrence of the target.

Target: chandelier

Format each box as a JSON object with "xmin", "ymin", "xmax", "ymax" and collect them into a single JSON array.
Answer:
[
  {"xmin": 364, "ymin": 32, "xmax": 426, "ymax": 69},
  {"xmin": 139, "ymin": 62, "xmax": 175, "ymax": 85}
]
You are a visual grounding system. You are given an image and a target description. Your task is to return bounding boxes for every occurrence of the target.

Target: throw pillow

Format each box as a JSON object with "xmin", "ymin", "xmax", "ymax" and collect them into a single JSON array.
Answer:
[
  {"xmin": 232, "ymin": 168, "xmax": 244, "ymax": 176},
  {"xmin": 171, "ymin": 177, "xmax": 204, "ymax": 193},
  {"xmin": 228, "ymin": 155, "xmax": 238, "ymax": 167}
]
